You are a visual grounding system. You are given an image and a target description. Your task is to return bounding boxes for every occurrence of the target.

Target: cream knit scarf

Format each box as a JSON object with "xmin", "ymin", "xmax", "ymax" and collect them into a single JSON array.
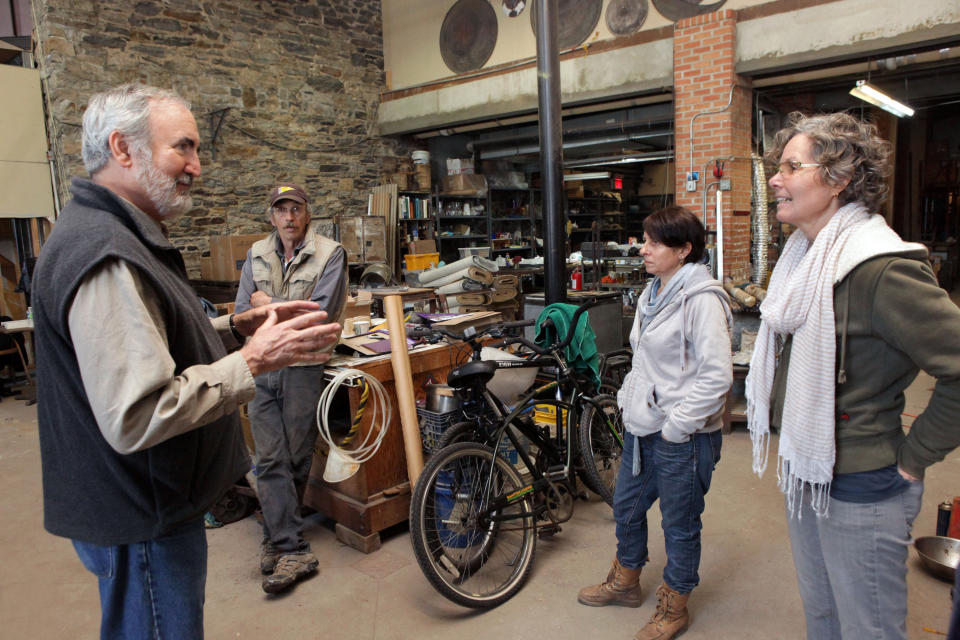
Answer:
[{"xmin": 746, "ymin": 201, "xmax": 870, "ymax": 517}]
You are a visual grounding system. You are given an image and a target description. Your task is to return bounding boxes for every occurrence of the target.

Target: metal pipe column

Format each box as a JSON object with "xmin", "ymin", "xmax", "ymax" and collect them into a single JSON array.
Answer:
[{"xmin": 535, "ymin": 0, "xmax": 565, "ymax": 305}]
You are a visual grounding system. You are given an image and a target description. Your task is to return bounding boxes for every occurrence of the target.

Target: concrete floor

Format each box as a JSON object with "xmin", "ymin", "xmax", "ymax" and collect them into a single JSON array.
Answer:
[{"xmin": 1, "ymin": 377, "xmax": 957, "ymax": 639}]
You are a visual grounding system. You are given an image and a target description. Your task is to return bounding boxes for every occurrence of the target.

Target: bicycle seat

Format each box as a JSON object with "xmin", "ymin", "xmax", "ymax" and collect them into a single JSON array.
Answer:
[{"xmin": 447, "ymin": 360, "xmax": 497, "ymax": 390}]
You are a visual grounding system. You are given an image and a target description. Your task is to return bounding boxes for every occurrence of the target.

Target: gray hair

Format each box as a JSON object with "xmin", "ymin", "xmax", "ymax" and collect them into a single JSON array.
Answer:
[
  {"xmin": 768, "ymin": 111, "xmax": 893, "ymax": 212},
  {"xmin": 81, "ymin": 84, "xmax": 190, "ymax": 175}
]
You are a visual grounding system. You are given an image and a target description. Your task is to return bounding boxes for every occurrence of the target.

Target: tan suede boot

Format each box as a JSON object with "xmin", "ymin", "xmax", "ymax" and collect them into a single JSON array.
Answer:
[
  {"xmin": 577, "ymin": 559, "xmax": 643, "ymax": 607},
  {"xmin": 634, "ymin": 583, "xmax": 690, "ymax": 640}
]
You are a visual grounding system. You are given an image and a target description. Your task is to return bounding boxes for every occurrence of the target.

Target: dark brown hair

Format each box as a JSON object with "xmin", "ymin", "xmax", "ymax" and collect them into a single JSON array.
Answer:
[{"xmin": 643, "ymin": 205, "xmax": 705, "ymax": 264}]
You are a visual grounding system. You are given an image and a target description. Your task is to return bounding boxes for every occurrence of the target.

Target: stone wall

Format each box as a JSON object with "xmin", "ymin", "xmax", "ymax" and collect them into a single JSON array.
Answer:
[{"xmin": 34, "ymin": 0, "xmax": 405, "ymax": 277}]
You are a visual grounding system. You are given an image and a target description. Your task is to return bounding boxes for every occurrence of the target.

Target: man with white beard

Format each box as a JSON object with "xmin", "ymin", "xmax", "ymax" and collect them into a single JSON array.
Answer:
[{"xmin": 32, "ymin": 84, "xmax": 342, "ymax": 639}]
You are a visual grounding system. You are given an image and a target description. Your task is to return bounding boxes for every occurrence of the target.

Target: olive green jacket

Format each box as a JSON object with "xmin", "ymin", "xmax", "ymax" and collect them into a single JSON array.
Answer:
[{"xmin": 771, "ymin": 252, "xmax": 960, "ymax": 478}]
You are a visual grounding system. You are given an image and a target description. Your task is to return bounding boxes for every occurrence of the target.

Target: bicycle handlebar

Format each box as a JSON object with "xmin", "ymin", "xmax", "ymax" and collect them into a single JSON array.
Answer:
[{"xmin": 408, "ymin": 298, "xmax": 598, "ymax": 356}]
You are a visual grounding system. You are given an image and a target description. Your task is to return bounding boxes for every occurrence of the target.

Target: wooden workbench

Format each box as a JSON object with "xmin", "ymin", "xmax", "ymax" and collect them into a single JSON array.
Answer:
[{"xmin": 302, "ymin": 342, "xmax": 466, "ymax": 553}]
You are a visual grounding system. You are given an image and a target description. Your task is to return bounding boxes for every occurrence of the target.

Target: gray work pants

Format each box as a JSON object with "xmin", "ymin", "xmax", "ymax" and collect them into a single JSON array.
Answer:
[{"xmin": 250, "ymin": 364, "xmax": 326, "ymax": 552}]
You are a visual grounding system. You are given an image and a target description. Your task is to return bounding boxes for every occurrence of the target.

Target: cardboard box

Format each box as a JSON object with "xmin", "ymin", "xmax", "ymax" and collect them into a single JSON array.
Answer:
[
  {"xmin": 389, "ymin": 172, "xmax": 410, "ymax": 190},
  {"xmin": 343, "ymin": 290, "xmax": 372, "ymax": 320},
  {"xmin": 209, "ymin": 234, "xmax": 263, "ymax": 281},
  {"xmin": 442, "ymin": 173, "xmax": 487, "ymax": 195},
  {"xmin": 409, "ymin": 238, "xmax": 437, "ymax": 254},
  {"xmin": 446, "ymin": 157, "xmax": 475, "ymax": 175},
  {"xmin": 429, "ymin": 310, "xmax": 502, "ymax": 333},
  {"xmin": 200, "ymin": 257, "xmax": 216, "ymax": 281},
  {"xmin": 415, "ymin": 165, "xmax": 431, "ymax": 191},
  {"xmin": 340, "ymin": 216, "xmax": 386, "ymax": 264}
]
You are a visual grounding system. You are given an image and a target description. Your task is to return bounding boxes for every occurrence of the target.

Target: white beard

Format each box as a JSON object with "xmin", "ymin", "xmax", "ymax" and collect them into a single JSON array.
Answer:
[{"xmin": 134, "ymin": 147, "xmax": 193, "ymax": 220}]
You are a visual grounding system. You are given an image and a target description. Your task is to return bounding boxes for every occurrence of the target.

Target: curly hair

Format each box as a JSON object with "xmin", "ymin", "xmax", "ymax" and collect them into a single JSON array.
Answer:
[{"xmin": 767, "ymin": 111, "xmax": 892, "ymax": 212}]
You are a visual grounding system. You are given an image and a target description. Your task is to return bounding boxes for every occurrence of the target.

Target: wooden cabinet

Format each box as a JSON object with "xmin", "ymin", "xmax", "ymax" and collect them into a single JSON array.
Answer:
[{"xmin": 302, "ymin": 343, "xmax": 465, "ymax": 553}]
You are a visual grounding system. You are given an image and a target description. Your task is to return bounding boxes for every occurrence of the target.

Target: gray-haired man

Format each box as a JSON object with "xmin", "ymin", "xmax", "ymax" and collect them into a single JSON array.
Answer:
[{"xmin": 33, "ymin": 84, "xmax": 340, "ymax": 638}]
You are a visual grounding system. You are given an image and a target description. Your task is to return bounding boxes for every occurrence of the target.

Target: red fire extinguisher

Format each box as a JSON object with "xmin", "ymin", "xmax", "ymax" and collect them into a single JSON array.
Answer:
[{"xmin": 571, "ymin": 268, "xmax": 583, "ymax": 291}]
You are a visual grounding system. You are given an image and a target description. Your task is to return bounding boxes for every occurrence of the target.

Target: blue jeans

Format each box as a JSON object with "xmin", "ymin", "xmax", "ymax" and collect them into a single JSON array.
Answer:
[
  {"xmin": 250, "ymin": 364, "xmax": 326, "ymax": 552},
  {"xmin": 613, "ymin": 430, "xmax": 722, "ymax": 593},
  {"xmin": 72, "ymin": 517, "xmax": 207, "ymax": 639},
  {"xmin": 787, "ymin": 479, "xmax": 924, "ymax": 640}
]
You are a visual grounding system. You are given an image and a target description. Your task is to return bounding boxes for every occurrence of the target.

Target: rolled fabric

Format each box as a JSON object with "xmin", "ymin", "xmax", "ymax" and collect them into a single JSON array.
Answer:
[
  {"xmin": 491, "ymin": 288, "xmax": 517, "ymax": 303},
  {"xmin": 466, "ymin": 266, "xmax": 494, "ymax": 285},
  {"xmin": 435, "ymin": 278, "xmax": 485, "ymax": 295},
  {"xmin": 457, "ymin": 292, "xmax": 493, "ymax": 306},
  {"xmin": 494, "ymin": 274, "xmax": 518, "ymax": 288},
  {"xmin": 418, "ymin": 255, "xmax": 498, "ymax": 285}
]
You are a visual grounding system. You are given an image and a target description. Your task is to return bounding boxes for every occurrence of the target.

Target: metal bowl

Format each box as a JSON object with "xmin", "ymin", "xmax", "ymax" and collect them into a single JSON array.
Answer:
[{"xmin": 915, "ymin": 536, "xmax": 960, "ymax": 582}]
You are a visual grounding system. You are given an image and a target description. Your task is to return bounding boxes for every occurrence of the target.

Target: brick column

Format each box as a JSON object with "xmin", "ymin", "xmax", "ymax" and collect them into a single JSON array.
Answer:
[{"xmin": 673, "ymin": 10, "xmax": 753, "ymax": 283}]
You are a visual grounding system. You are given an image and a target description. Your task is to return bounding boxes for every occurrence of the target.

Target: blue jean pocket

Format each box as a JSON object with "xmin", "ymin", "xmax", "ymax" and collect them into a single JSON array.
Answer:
[{"xmin": 72, "ymin": 540, "xmax": 115, "ymax": 579}]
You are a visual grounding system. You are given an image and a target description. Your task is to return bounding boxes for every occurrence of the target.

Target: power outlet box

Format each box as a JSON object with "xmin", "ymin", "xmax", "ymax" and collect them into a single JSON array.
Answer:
[{"xmin": 719, "ymin": 179, "xmax": 732, "ymax": 191}]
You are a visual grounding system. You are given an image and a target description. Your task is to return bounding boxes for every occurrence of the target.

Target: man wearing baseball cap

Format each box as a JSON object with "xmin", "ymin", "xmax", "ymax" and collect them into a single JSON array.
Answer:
[{"xmin": 235, "ymin": 182, "xmax": 347, "ymax": 593}]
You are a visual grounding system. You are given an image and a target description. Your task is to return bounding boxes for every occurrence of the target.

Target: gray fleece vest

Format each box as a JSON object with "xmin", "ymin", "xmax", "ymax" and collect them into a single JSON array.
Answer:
[{"xmin": 34, "ymin": 178, "xmax": 249, "ymax": 545}]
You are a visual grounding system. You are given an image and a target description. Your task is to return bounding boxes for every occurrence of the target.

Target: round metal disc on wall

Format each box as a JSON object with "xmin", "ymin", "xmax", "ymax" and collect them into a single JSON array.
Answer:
[
  {"xmin": 529, "ymin": 0, "xmax": 602, "ymax": 51},
  {"xmin": 502, "ymin": 0, "xmax": 526, "ymax": 18},
  {"xmin": 605, "ymin": 0, "xmax": 648, "ymax": 36},
  {"xmin": 439, "ymin": 0, "xmax": 499, "ymax": 74},
  {"xmin": 652, "ymin": 0, "xmax": 727, "ymax": 22}
]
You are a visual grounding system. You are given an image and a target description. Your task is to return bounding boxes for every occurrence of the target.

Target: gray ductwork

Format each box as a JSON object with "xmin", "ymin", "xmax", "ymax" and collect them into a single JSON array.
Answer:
[{"xmin": 473, "ymin": 130, "xmax": 672, "ymax": 160}]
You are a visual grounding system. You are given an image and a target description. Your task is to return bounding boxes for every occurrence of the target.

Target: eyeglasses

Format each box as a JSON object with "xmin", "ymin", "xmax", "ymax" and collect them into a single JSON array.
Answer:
[
  {"xmin": 272, "ymin": 204, "xmax": 304, "ymax": 216},
  {"xmin": 776, "ymin": 160, "xmax": 822, "ymax": 176}
]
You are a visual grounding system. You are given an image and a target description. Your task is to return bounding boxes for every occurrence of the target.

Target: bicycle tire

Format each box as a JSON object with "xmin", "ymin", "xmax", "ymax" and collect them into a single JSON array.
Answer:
[
  {"xmin": 597, "ymin": 376, "xmax": 622, "ymax": 395},
  {"xmin": 409, "ymin": 442, "xmax": 537, "ymax": 609},
  {"xmin": 577, "ymin": 394, "xmax": 624, "ymax": 505},
  {"xmin": 437, "ymin": 421, "xmax": 484, "ymax": 449}
]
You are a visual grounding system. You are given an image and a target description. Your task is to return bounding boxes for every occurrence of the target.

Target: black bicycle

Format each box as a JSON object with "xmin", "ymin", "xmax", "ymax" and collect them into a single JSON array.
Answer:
[{"xmin": 408, "ymin": 299, "xmax": 625, "ymax": 608}]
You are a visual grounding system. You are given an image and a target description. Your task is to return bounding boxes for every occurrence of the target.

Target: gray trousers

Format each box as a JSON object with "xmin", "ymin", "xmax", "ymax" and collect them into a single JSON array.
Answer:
[{"xmin": 250, "ymin": 364, "xmax": 327, "ymax": 552}]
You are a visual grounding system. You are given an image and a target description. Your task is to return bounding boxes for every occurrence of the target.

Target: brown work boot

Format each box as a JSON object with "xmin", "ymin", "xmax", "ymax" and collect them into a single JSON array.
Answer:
[
  {"xmin": 259, "ymin": 539, "xmax": 280, "ymax": 575},
  {"xmin": 634, "ymin": 583, "xmax": 690, "ymax": 640},
  {"xmin": 261, "ymin": 552, "xmax": 319, "ymax": 594},
  {"xmin": 577, "ymin": 559, "xmax": 643, "ymax": 607}
]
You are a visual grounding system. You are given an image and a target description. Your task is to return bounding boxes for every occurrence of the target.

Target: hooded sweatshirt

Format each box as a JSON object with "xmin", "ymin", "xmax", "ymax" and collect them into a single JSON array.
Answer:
[{"xmin": 618, "ymin": 264, "xmax": 733, "ymax": 442}]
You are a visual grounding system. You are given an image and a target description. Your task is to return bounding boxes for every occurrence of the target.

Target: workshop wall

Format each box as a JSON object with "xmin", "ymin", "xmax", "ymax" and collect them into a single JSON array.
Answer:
[
  {"xmin": 673, "ymin": 10, "xmax": 752, "ymax": 283},
  {"xmin": 34, "ymin": 0, "xmax": 404, "ymax": 277}
]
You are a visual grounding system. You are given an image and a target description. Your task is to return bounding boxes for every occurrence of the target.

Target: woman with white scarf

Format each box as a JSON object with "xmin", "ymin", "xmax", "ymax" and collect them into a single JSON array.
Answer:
[
  {"xmin": 746, "ymin": 112, "xmax": 960, "ymax": 640},
  {"xmin": 578, "ymin": 206, "xmax": 732, "ymax": 640}
]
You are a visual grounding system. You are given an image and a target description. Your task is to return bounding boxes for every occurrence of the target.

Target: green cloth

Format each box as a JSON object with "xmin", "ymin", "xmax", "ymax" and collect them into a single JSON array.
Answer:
[{"xmin": 535, "ymin": 303, "xmax": 601, "ymax": 387}]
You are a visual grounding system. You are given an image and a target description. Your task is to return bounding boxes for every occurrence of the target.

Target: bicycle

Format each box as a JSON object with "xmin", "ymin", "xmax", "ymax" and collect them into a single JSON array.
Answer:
[{"xmin": 408, "ymin": 299, "xmax": 625, "ymax": 608}]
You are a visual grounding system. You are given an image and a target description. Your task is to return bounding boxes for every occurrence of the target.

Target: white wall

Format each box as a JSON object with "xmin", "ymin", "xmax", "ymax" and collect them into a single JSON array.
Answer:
[
  {"xmin": 378, "ymin": 0, "xmax": 960, "ymax": 135},
  {"xmin": 0, "ymin": 66, "xmax": 55, "ymax": 218}
]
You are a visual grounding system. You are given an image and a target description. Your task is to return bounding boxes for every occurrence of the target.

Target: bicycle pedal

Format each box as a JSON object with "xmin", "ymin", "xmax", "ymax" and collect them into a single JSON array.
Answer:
[
  {"xmin": 538, "ymin": 523, "xmax": 561, "ymax": 538},
  {"xmin": 544, "ymin": 465, "xmax": 567, "ymax": 480}
]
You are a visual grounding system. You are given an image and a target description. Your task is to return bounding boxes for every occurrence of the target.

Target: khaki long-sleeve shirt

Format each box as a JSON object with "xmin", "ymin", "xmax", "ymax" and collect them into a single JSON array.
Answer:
[{"xmin": 68, "ymin": 259, "xmax": 255, "ymax": 455}]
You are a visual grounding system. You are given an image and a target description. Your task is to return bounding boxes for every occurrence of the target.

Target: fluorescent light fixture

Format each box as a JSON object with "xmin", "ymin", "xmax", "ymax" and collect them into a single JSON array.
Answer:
[
  {"xmin": 849, "ymin": 80, "xmax": 915, "ymax": 117},
  {"xmin": 567, "ymin": 152, "xmax": 674, "ymax": 169},
  {"xmin": 563, "ymin": 171, "xmax": 611, "ymax": 182}
]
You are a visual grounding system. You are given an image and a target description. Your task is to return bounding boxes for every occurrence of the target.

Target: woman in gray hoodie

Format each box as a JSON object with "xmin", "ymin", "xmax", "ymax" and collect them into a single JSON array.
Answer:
[{"xmin": 578, "ymin": 206, "xmax": 732, "ymax": 640}]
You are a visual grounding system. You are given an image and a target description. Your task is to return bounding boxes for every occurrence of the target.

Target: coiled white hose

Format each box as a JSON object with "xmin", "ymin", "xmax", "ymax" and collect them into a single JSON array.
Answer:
[{"xmin": 316, "ymin": 368, "xmax": 392, "ymax": 466}]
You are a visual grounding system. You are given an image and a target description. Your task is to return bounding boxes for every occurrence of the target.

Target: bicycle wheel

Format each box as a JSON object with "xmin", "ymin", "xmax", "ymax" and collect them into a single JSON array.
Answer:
[
  {"xmin": 577, "ymin": 394, "xmax": 624, "ymax": 505},
  {"xmin": 410, "ymin": 442, "xmax": 537, "ymax": 608},
  {"xmin": 437, "ymin": 421, "xmax": 484, "ymax": 449}
]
